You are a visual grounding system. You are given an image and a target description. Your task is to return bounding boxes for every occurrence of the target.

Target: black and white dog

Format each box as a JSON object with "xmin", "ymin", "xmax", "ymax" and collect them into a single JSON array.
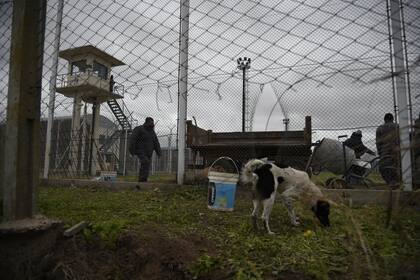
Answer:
[{"xmin": 241, "ymin": 159, "xmax": 332, "ymax": 234}]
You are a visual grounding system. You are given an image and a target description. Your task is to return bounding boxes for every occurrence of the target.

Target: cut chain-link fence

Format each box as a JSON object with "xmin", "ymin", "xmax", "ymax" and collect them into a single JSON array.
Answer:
[{"xmin": 0, "ymin": 0, "xmax": 419, "ymax": 188}]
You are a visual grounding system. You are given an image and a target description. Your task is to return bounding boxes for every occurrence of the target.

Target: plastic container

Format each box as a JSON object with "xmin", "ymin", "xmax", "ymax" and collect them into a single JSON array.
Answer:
[
  {"xmin": 207, "ymin": 157, "xmax": 239, "ymax": 211},
  {"xmin": 100, "ymin": 171, "xmax": 117, "ymax": 182}
]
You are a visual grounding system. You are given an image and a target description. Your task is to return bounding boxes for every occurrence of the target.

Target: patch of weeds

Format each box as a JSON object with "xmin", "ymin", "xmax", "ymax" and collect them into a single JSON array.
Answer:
[
  {"xmin": 228, "ymin": 258, "xmax": 263, "ymax": 280},
  {"xmin": 188, "ymin": 254, "xmax": 222, "ymax": 279},
  {"xmin": 83, "ymin": 220, "xmax": 128, "ymax": 248}
]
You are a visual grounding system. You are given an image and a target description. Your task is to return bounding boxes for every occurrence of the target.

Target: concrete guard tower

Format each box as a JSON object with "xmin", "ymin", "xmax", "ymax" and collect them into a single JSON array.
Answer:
[{"xmin": 56, "ymin": 45, "xmax": 125, "ymax": 176}]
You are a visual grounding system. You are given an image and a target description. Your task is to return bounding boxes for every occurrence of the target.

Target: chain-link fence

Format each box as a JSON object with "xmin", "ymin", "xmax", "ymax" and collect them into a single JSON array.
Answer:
[{"xmin": 0, "ymin": 0, "xmax": 419, "ymax": 188}]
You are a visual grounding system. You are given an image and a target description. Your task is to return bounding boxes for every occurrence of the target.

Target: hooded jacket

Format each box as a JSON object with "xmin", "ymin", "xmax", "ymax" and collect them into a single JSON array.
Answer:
[{"xmin": 343, "ymin": 132, "xmax": 374, "ymax": 158}]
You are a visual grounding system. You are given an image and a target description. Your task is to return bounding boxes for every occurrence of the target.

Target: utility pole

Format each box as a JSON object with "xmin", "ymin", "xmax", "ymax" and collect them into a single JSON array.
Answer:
[{"xmin": 237, "ymin": 57, "xmax": 251, "ymax": 132}]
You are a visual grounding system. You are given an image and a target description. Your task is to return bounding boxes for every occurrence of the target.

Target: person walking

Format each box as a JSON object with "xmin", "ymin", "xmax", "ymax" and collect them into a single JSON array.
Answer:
[
  {"xmin": 376, "ymin": 113, "xmax": 400, "ymax": 188},
  {"xmin": 129, "ymin": 117, "xmax": 161, "ymax": 182}
]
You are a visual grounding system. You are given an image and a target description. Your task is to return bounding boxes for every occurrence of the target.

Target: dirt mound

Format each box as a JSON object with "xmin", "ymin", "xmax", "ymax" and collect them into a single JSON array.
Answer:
[{"xmin": 39, "ymin": 227, "xmax": 216, "ymax": 280}]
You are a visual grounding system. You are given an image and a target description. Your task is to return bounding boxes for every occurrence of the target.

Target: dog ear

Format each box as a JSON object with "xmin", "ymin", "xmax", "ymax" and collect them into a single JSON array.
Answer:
[
  {"xmin": 324, "ymin": 198, "xmax": 338, "ymax": 207},
  {"xmin": 246, "ymin": 159, "xmax": 264, "ymax": 172},
  {"xmin": 317, "ymin": 200, "xmax": 330, "ymax": 210},
  {"xmin": 254, "ymin": 163, "xmax": 272, "ymax": 173},
  {"xmin": 315, "ymin": 200, "xmax": 331, "ymax": 227}
]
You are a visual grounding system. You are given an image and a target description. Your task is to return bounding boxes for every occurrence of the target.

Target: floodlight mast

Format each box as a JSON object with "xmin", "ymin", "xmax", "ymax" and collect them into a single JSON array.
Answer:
[{"xmin": 237, "ymin": 57, "xmax": 251, "ymax": 132}]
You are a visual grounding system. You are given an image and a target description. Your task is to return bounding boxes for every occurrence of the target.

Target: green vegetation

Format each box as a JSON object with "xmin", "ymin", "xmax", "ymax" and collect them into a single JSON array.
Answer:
[
  {"xmin": 39, "ymin": 186, "xmax": 420, "ymax": 279},
  {"xmin": 117, "ymin": 172, "xmax": 176, "ymax": 183},
  {"xmin": 312, "ymin": 171, "xmax": 386, "ymax": 189}
]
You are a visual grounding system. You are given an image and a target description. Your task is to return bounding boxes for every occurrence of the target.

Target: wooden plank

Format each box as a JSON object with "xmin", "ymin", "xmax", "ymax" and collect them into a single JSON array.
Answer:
[
  {"xmin": 63, "ymin": 221, "xmax": 89, "ymax": 237},
  {"xmin": 304, "ymin": 116, "xmax": 312, "ymax": 145},
  {"xmin": 191, "ymin": 142, "xmax": 309, "ymax": 148},
  {"xmin": 186, "ymin": 120, "xmax": 210, "ymax": 147},
  {"xmin": 211, "ymin": 131, "xmax": 304, "ymax": 140}
]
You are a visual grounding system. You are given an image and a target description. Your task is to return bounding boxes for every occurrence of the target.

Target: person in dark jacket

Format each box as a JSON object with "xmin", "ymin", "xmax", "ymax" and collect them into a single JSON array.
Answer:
[
  {"xmin": 129, "ymin": 117, "xmax": 162, "ymax": 182},
  {"xmin": 343, "ymin": 130, "xmax": 375, "ymax": 159},
  {"xmin": 109, "ymin": 75, "xmax": 115, "ymax": 93},
  {"xmin": 376, "ymin": 113, "xmax": 400, "ymax": 187}
]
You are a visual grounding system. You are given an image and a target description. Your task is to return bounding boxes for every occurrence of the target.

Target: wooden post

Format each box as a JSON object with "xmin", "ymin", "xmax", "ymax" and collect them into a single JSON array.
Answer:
[
  {"xmin": 186, "ymin": 120, "xmax": 192, "ymax": 147},
  {"xmin": 2, "ymin": 0, "xmax": 47, "ymax": 221},
  {"xmin": 304, "ymin": 116, "xmax": 312, "ymax": 145},
  {"xmin": 207, "ymin": 130, "xmax": 213, "ymax": 143}
]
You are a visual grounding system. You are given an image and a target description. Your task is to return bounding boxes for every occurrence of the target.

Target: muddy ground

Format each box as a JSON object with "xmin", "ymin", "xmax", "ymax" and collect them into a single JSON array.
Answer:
[{"xmin": 21, "ymin": 228, "xmax": 222, "ymax": 280}]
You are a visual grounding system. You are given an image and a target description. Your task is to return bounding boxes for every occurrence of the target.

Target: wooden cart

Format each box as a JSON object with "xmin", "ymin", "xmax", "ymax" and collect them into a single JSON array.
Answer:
[{"xmin": 186, "ymin": 116, "xmax": 313, "ymax": 169}]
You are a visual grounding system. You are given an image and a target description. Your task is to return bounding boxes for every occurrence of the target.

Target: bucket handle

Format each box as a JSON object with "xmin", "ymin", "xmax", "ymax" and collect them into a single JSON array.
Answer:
[{"xmin": 209, "ymin": 156, "xmax": 239, "ymax": 175}]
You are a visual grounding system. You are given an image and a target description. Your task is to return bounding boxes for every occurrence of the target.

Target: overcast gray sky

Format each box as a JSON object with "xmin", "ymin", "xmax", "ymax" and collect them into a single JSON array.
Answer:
[{"xmin": 0, "ymin": 0, "xmax": 419, "ymax": 149}]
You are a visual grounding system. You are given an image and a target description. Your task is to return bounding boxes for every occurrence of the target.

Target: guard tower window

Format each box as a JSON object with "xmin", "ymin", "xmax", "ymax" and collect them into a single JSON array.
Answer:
[
  {"xmin": 93, "ymin": 61, "xmax": 108, "ymax": 79},
  {"xmin": 71, "ymin": 60, "xmax": 87, "ymax": 73}
]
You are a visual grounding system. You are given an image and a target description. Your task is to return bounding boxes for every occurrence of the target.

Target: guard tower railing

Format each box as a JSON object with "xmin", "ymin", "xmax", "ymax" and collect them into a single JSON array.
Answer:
[{"xmin": 56, "ymin": 71, "xmax": 125, "ymax": 98}]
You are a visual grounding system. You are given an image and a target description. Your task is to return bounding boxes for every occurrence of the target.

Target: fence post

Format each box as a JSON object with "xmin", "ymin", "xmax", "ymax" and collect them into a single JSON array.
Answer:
[
  {"xmin": 43, "ymin": 0, "xmax": 64, "ymax": 179},
  {"xmin": 168, "ymin": 134, "xmax": 172, "ymax": 173},
  {"xmin": 2, "ymin": 0, "xmax": 47, "ymax": 221},
  {"xmin": 80, "ymin": 104, "xmax": 88, "ymax": 173},
  {"xmin": 89, "ymin": 101, "xmax": 101, "ymax": 176},
  {"xmin": 389, "ymin": 0, "xmax": 413, "ymax": 191},
  {"xmin": 177, "ymin": 0, "xmax": 190, "ymax": 185},
  {"xmin": 123, "ymin": 129, "xmax": 128, "ymax": 176},
  {"xmin": 413, "ymin": 114, "xmax": 420, "ymax": 189}
]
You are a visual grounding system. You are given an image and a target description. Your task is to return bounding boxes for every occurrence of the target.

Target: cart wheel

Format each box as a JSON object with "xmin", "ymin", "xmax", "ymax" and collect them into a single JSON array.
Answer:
[
  {"xmin": 325, "ymin": 177, "xmax": 333, "ymax": 187},
  {"xmin": 326, "ymin": 177, "xmax": 347, "ymax": 189}
]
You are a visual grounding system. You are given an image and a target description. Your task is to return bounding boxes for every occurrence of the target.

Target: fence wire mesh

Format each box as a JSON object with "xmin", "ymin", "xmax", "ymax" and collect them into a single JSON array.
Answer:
[{"xmin": 0, "ymin": 0, "xmax": 419, "ymax": 188}]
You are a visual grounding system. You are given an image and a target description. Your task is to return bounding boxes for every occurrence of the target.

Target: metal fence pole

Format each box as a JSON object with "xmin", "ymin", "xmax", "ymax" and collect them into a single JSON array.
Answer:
[
  {"xmin": 168, "ymin": 134, "xmax": 172, "ymax": 173},
  {"xmin": 177, "ymin": 0, "xmax": 190, "ymax": 185},
  {"xmin": 123, "ymin": 129, "xmax": 128, "ymax": 176},
  {"xmin": 80, "ymin": 103, "xmax": 87, "ymax": 173},
  {"xmin": 43, "ymin": 0, "xmax": 64, "ymax": 179},
  {"xmin": 389, "ymin": 0, "xmax": 413, "ymax": 191}
]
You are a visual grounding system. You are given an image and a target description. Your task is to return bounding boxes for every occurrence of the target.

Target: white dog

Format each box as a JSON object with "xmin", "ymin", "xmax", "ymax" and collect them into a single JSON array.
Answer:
[{"xmin": 241, "ymin": 159, "xmax": 332, "ymax": 234}]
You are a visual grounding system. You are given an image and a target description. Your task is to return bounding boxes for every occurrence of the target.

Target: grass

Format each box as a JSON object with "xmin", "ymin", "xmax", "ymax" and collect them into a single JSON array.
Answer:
[
  {"xmin": 116, "ymin": 172, "xmax": 176, "ymax": 183},
  {"xmin": 116, "ymin": 170, "xmax": 386, "ymax": 189},
  {"xmin": 38, "ymin": 186, "xmax": 420, "ymax": 279}
]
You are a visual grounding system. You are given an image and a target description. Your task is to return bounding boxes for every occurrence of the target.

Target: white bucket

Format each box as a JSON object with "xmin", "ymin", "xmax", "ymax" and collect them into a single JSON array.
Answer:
[
  {"xmin": 100, "ymin": 171, "xmax": 117, "ymax": 182},
  {"xmin": 207, "ymin": 158, "xmax": 239, "ymax": 211}
]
